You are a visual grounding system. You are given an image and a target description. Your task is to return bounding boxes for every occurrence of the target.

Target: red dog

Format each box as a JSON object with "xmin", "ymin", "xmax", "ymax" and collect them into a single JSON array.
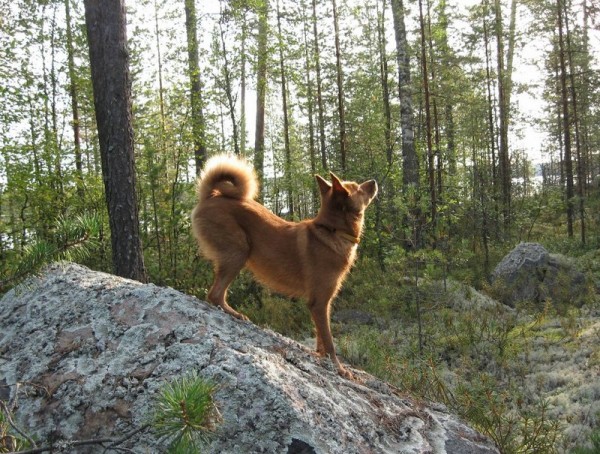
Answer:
[{"xmin": 192, "ymin": 155, "xmax": 377, "ymax": 377}]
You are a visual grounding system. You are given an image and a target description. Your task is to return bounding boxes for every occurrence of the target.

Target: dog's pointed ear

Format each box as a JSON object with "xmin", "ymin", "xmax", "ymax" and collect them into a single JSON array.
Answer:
[
  {"xmin": 315, "ymin": 175, "xmax": 331, "ymax": 195},
  {"xmin": 330, "ymin": 172, "xmax": 349, "ymax": 196},
  {"xmin": 360, "ymin": 179, "xmax": 378, "ymax": 202}
]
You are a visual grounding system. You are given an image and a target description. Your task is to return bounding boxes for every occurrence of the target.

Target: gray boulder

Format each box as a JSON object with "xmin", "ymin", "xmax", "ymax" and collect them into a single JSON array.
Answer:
[
  {"xmin": 0, "ymin": 263, "xmax": 498, "ymax": 453},
  {"xmin": 491, "ymin": 242, "xmax": 588, "ymax": 307}
]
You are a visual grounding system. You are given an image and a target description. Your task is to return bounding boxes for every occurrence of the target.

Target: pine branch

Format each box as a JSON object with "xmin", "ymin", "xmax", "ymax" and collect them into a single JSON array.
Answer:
[{"xmin": 0, "ymin": 214, "xmax": 100, "ymax": 293}]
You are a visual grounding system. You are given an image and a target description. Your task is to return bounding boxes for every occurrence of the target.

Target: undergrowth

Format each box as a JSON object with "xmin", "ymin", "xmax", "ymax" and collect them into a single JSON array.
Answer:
[{"xmin": 242, "ymin": 254, "xmax": 598, "ymax": 453}]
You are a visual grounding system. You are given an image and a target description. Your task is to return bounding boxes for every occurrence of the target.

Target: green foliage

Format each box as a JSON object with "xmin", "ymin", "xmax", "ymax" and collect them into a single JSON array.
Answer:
[
  {"xmin": 239, "ymin": 292, "xmax": 313, "ymax": 339},
  {"xmin": 151, "ymin": 372, "xmax": 221, "ymax": 453},
  {"xmin": 0, "ymin": 213, "xmax": 102, "ymax": 294},
  {"xmin": 572, "ymin": 426, "xmax": 600, "ymax": 454},
  {"xmin": 334, "ymin": 256, "xmax": 596, "ymax": 453},
  {"xmin": 455, "ymin": 380, "xmax": 561, "ymax": 454},
  {"xmin": 1, "ymin": 0, "xmax": 599, "ymax": 452},
  {"xmin": 0, "ymin": 396, "xmax": 36, "ymax": 453},
  {"xmin": 0, "ymin": 410, "xmax": 28, "ymax": 453}
]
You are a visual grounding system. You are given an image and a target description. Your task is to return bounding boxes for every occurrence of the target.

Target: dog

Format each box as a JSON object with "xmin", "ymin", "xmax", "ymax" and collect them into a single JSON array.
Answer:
[{"xmin": 191, "ymin": 154, "xmax": 377, "ymax": 378}]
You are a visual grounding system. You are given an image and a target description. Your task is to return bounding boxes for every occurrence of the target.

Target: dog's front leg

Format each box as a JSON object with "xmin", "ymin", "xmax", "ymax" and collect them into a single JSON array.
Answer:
[{"xmin": 307, "ymin": 297, "xmax": 352, "ymax": 379}]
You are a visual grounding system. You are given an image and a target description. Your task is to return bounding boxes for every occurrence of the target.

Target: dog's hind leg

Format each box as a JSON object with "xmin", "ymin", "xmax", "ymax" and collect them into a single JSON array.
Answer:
[{"xmin": 207, "ymin": 253, "xmax": 249, "ymax": 321}]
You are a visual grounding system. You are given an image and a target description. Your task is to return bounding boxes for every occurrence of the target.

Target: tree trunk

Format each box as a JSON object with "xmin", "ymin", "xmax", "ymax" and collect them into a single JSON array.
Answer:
[
  {"xmin": 254, "ymin": 0, "xmax": 268, "ymax": 193},
  {"xmin": 419, "ymin": 0, "xmax": 436, "ymax": 238},
  {"xmin": 556, "ymin": 0, "xmax": 574, "ymax": 238},
  {"xmin": 154, "ymin": 0, "xmax": 166, "ymax": 130},
  {"xmin": 65, "ymin": 0, "xmax": 84, "ymax": 200},
  {"xmin": 391, "ymin": 0, "xmax": 421, "ymax": 249},
  {"xmin": 49, "ymin": 4, "xmax": 64, "ymax": 199},
  {"xmin": 482, "ymin": 4, "xmax": 499, "ymax": 237},
  {"xmin": 494, "ymin": 0, "xmax": 512, "ymax": 229},
  {"xmin": 437, "ymin": 1, "xmax": 456, "ymax": 177},
  {"xmin": 184, "ymin": 0, "xmax": 207, "ymax": 175},
  {"xmin": 377, "ymin": 0, "xmax": 393, "ymax": 167},
  {"xmin": 332, "ymin": 0, "xmax": 347, "ymax": 171},
  {"xmin": 505, "ymin": 0, "xmax": 517, "ymax": 106},
  {"xmin": 311, "ymin": 0, "xmax": 328, "ymax": 171},
  {"xmin": 240, "ymin": 13, "xmax": 247, "ymax": 157},
  {"xmin": 218, "ymin": 3, "xmax": 240, "ymax": 156},
  {"xmin": 276, "ymin": 0, "xmax": 294, "ymax": 218},
  {"xmin": 563, "ymin": 0, "xmax": 585, "ymax": 244},
  {"xmin": 151, "ymin": 0, "xmax": 166, "ymax": 281},
  {"xmin": 83, "ymin": 0, "xmax": 147, "ymax": 282},
  {"xmin": 390, "ymin": 0, "xmax": 418, "ymax": 191},
  {"xmin": 40, "ymin": 3, "xmax": 64, "ymax": 224},
  {"xmin": 302, "ymin": 2, "xmax": 318, "ymax": 211},
  {"xmin": 581, "ymin": 0, "xmax": 593, "ymax": 188}
]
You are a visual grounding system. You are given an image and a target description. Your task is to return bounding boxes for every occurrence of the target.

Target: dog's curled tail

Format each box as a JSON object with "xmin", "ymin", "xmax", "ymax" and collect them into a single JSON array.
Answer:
[{"xmin": 195, "ymin": 154, "xmax": 259, "ymax": 202}]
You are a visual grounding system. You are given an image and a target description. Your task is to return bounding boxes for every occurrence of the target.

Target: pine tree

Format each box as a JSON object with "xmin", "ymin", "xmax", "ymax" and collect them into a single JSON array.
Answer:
[{"xmin": 83, "ymin": 0, "xmax": 147, "ymax": 282}]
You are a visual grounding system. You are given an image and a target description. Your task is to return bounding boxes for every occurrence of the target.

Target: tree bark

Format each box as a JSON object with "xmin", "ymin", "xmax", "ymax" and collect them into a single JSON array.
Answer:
[
  {"xmin": 332, "ymin": 0, "xmax": 347, "ymax": 171},
  {"xmin": 563, "ymin": 0, "xmax": 585, "ymax": 243},
  {"xmin": 185, "ymin": 0, "xmax": 207, "ymax": 175},
  {"xmin": 391, "ymin": 0, "xmax": 418, "ymax": 191},
  {"xmin": 218, "ymin": 2, "xmax": 240, "ymax": 156},
  {"xmin": 154, "ymin": 0, "xmax": 166, "ymax": 131},
  {"xmin": 65, "ymin": 0, "xmax": 84, "ymax": 200},
  {"xmin": 254, "ymin": 0, "xmax": 268, "ymax": 193},
  {"xmin": 419, "ymin": 0, "xmax": 436, "ymax": 236},
  {"xmin": 240, "ymin": 13, "xmax": 248, "ymax": 157},
  {"xmin": 391, "ymin": 0, "xmax": 422, "ymax": 249},
  {"xmin": 482, "ymin": 3, "xmax": 499, "ymax": 236},
  {"xmin": 311, "ymin": 0, "xmax": 328, "ymax": 171},
  {"xmin": 83, "ymin": 0, "xmax": 147, "ymax": 282},
  {"xmin": 494, "ymin": 0, "xmax": 512, "ymax": 229},
  {"xmin": 556, "ymin": 0, "xmax": 574, "ymax": 238},
  {"xmin": 581, "ymin": 0, "xmax": 593, "ymax": 187},
  {"xmin": 276, "ymin": 0, "xmax": 294, "ymax": 218},
  {"xmin": 377, "ymin": 0, "xmax": 393, "ymax": 167},
  {"xmin": 302, "ymin": 1, "xmax": 318, "ymax": 210}
]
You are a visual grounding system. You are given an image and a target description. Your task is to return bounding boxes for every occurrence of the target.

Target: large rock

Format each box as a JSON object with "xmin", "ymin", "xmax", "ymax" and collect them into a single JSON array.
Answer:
[
  {"xmin": 491, "ymin": 242, "xmax": 588, "ymax": 307},
  {"xmin": 0, "ymin": 263, "xmax": 498, "ymax": 453}
]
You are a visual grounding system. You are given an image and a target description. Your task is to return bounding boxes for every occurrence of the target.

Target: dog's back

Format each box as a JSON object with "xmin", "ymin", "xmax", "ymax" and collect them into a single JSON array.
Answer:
[{"xmin": 192, "ymin": 154, "xmax": 307, "ymax": 297}]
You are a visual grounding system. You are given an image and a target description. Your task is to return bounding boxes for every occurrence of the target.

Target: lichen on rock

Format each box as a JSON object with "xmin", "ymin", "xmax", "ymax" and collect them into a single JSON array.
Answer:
[{"xmin": 0, "ymin": 262, "xmax": 498, "ymax": 453}]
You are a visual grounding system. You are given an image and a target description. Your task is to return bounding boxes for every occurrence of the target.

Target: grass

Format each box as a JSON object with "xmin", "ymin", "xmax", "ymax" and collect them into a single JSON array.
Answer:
[{"xmin": 571, "ymin": 428, "xmax": 600, "ymax": 454}]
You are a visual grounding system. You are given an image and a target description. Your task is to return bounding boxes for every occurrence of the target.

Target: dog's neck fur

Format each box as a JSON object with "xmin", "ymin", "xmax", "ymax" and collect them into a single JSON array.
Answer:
[{"xmin": 314, "ymin": 222, "xmax": 361, "ymax": 244}]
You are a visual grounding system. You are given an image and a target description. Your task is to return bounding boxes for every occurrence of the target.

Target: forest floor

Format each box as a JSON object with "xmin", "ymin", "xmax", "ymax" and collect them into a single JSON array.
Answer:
[
  {"xmin": 244, "ymin": 252, "xmax": 600, "ymax": 454},
  {"xmin": 329, "ymin": 273, "xmax": 600, "ymax": 453}
]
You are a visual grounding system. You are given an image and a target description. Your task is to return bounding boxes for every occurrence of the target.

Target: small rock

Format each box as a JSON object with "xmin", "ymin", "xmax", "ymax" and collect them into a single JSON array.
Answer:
[{"xmin": 491, "ymin": 242, "xmax": 589, "ymax": 308}]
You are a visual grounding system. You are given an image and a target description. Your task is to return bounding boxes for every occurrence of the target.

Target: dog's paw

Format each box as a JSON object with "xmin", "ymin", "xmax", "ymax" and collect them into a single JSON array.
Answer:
[
  {"xmin": 235, "ymin": 312, "xmax": 250, "ymax": 322},
  {"xmin": 337, "ymin": 365, "xmax": 354, "ymax": 380},
  {"xmin": 228, "ymin": 309, "xmax": 249, "ymax": 322},
  {"xmin": 219, "ymin": 303, "xmax": 250, "ymax": 322}
]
